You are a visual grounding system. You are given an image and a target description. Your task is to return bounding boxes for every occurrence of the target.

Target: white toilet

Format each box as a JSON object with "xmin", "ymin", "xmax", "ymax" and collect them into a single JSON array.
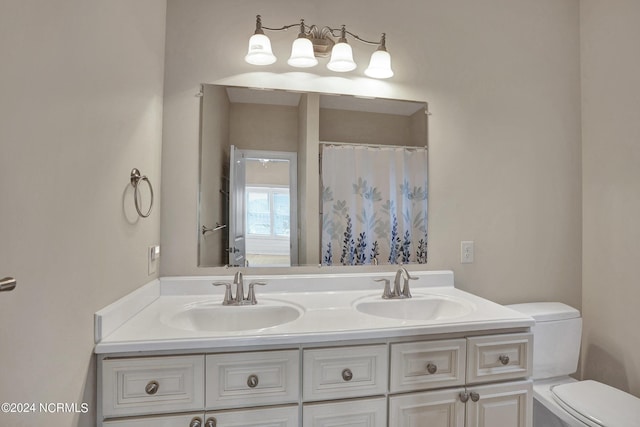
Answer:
[{"xmin": 506, "ymin": 302, "xmax": 640, "ymax": 427}]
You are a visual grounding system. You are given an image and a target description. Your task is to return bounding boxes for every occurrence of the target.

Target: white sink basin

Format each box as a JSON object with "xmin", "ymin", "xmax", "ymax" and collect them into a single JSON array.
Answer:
[
  {"xmin": 355, "ymin": 294, "xmax": 474, "ymax": 321},
  {"xmin": 162, "ymin": 299, "xmax": 304, "ymax": 332}
]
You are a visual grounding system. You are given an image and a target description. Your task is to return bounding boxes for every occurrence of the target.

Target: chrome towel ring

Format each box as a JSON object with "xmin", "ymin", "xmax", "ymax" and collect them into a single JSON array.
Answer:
[{"xmin": 130, "ymin": 168, "xmax": 154, "ymax": 218}]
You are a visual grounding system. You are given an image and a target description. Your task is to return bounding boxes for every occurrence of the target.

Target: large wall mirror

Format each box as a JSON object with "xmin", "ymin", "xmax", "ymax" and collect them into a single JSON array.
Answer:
[{"xmin": 198, "ymin": 84, "xmax": 428, "ymax": 268}]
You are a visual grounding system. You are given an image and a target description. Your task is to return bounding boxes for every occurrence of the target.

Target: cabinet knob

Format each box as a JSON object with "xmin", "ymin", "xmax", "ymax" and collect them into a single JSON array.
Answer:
[
  {"xmin": 205, "ymin": 417, "xmax": 217, "ymax": 427},
  {"xmin": 459, "ymin": 391, "xmax": 469, "ymax": 403},
  {"xmin": 426, "ymin": 363, "xmax": 438, "ymax": 374},
  {"xmin": 470, "ymin": 392, "xmax": 480, "ymax": 402},
  {"xmin": 499, "ymin": 355, "xmax": 510, "ymax": 365},
  {"xmin": 190, "ymin": 417, "xmax": 203, "ymax": 427},
  {"xmin": 145, "ymin": 380, "xmax": 159, "ymax": 395},
  {"xmin": 342, "ymin": 368, "xmax": 353, "ymax": 381},
  {"xmin": 247, "ymin": 374, "xmax": 259, "ymax": 388}
]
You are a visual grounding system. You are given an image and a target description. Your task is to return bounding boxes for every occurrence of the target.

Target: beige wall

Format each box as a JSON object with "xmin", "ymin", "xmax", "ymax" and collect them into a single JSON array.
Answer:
[
  {"xmin": 230, "ymin": 103, "xmax": 298, "ymax": 152},
  {"xmin": 581, "ymin": 0, "xmax": 640, "ymax": 396},
  {"xmin": 161, "ymin": 0, "xmax": 582, "ymax": 308},
  {"xmin": 319, "ymin": 109, "xmax": 422, "ymax": 146},
  {"xmin": 0, "ymin": 1, "xmax": 166, "ymax": 426}
]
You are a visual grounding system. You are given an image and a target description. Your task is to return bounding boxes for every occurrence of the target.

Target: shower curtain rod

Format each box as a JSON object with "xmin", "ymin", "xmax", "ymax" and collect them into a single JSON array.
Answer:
[{"xmin": 320, "ymin": 141, "xmax": 427, "ymax": 151}]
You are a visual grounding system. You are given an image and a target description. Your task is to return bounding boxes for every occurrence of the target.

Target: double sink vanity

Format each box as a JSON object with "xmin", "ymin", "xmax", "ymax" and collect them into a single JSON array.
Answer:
[{"xmin": 95, "ymin": 270, "xmax": 534, "ymax": 427}]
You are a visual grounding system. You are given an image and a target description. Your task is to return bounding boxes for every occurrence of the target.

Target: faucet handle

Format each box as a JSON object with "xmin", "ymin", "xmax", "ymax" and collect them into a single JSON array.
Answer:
[
  {"xmin": 401, "ymin": 273, "xmax": 418, "ymax": 298},
  {"xmin": 213, "ymin": 282, "xmax": 233, "ymax": 305},
  {"xmin": 247, "ymin": 281, "xmax": 267, "ymax": 305},
  {"xmin": 374, "ymin": 278, "xmax": 393, "ymax": 299}
]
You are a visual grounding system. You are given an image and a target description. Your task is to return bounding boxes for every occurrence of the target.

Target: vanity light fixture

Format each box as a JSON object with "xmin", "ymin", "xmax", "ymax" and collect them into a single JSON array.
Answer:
[{"xmin": 245, "ymin": 15, "xmax": 394, "ymax": 79}]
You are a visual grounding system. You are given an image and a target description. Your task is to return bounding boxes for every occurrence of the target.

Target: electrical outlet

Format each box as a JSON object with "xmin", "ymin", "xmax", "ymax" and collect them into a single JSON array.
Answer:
[
  {"xmin": 148, "ymin": 245, "xmax": 160, "ymax": 275},
  {"xmin": 461, "ymin": 241, "xmax": 474, "ymax": 264}
]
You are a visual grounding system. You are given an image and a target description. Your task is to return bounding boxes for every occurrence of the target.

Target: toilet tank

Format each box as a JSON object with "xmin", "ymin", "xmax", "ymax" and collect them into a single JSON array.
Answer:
[{"xmin": 506, "ymin": 302, "xmax": 582, "ymax": 380}]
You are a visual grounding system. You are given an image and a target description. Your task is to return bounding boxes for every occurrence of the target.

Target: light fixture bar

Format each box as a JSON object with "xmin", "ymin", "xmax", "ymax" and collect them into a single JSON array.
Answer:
[{"xmin": 244, "ymin": 15, "xmax": 394, "ymax": 79}]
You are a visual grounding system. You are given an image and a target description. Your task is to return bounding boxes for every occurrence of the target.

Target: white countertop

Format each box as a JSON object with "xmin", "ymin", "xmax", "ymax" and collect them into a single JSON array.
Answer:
[{"xmin": 94, "ymin": 271, "xmax": 534, "ymax": 354}]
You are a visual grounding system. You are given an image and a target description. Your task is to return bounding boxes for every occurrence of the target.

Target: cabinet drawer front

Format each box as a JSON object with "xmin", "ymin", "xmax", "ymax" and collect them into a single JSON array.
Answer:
[
  {"xmin": 303, "ymin": 345, "xmax": 388, "ymax": 401},
  {"xmin": 390, "ymin": 339, "xmax": 466, "ymax": 393},
  {"xmin": 389, "ymin": 388, "xmax": 466, "ymax": 427},
  {"xmin": 103, "ymin": 413, "xmax": 204, "ymax": 427},
  {"xmin": 206, "ymin": 350, "xmax": 299, "ymax": 409},
  {"xmin": 303, "ymin": 397, "xmax": 387, "ymax": 427},
  {"xmin": 101, "ymin": 356, "xmax": 204, "ymax": 418},
  {"xmin": 209, "ymin": 405, "xmax": 299, "ymax": 427},
  {"xmin": 466, "ymin": 333, "xmax": 533, "ymax": 384}
]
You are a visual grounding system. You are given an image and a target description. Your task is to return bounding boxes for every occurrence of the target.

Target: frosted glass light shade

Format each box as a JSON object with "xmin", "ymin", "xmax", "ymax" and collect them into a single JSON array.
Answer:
[
  {"xmin": 364, "ymin": 49, "xmax": 394, "ymax": 79},
  {"xmin": 245, "ymin": 33, "xmax": 276, "ymax": 65},
  {"xmin": 287, "ymin": 37, "xmax": 318, "ymax": 68},
  {"xmin": 327, "ymin": 42, "xmax": 357, "ymax": 72}
]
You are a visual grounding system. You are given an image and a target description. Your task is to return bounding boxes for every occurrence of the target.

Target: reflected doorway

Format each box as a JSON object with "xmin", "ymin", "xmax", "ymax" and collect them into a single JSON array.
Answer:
[{"xmin": 228, "ymin": 146, "xmax": 298, "ymax": 267}]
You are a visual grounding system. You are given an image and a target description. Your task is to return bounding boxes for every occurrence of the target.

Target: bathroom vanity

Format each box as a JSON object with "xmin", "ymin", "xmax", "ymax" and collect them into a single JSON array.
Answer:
[{"xmin": 95, "ymin": 271, "xmax": 534, "ymax": 427}]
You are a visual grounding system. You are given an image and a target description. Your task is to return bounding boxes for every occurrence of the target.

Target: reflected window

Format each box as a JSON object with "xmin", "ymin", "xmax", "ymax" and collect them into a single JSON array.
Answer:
[{"xmin": 246, "ymin": 187, "xmax": 290, "ymax": 237}]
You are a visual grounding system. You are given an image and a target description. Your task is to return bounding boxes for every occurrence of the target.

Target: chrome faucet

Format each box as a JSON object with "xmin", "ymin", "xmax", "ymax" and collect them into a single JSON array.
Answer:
[
  {"xmin": 375, "ymin": 267, "xmax": 417, "ymax": 299},
  {"xmin": 213, "ymin": 273, "xmax": 267, "ymax": 305},
  {"xmin": 395, "ymin": 266, "xmax": 417, "ymax": 298},
  {"xmin": 234, "ymin": 271, "xmax": 245, "ymax": 304}
]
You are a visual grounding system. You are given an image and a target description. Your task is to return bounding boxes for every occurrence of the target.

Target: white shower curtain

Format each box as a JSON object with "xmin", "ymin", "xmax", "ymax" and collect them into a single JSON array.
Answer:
[{"xmin": 321, "ymin": 144, "xmax": 428, "ymax": 266}]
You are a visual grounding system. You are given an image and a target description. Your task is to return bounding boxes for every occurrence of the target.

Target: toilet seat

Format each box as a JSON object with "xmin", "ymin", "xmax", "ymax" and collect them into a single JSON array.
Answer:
[{"xmin": 551, "ymin": 380, "xmax": 640, "ymax": 427}]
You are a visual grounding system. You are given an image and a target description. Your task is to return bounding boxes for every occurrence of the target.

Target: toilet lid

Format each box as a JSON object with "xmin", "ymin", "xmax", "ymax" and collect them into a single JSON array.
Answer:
[{"xmin": 551, "ymin": 380, "xmax": 640, "ymax": 426}]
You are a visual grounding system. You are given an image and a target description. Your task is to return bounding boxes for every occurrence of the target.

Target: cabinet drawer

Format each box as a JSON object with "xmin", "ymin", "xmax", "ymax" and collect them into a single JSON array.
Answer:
[
  {"xmin": 303, "ymin": 345, "xmax": 388, "ymax": 401},
  {"xmin": 209, "ymin": 405, "xmax": 299, "ymax": 427},
  {"xmin": 303, "ymin": 397, "xmax": 387, "ymax": 427},
  {"xmin": 390, "ymin": 339, "xmax": 466, "ymax": 393},
  {"xmin": 103, "ymin": 412, "xmax": 204, "ymax": 426},
  {"xmin": 206, "ymin": 350, "xmax": 299, "ymax": 409},
  {"xmin": 101, "ymin": 355, "xmax": 204, "ymax": 418},
  {"xmin": 466, "ymin": 333, "xmax": 533, "ymax": 384}
]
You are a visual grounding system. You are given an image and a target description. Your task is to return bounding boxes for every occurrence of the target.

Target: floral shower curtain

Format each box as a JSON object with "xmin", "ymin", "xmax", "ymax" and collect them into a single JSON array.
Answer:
[{"xmin": 321, "ymin": 144, "xmax": 428, "ymax": 266}]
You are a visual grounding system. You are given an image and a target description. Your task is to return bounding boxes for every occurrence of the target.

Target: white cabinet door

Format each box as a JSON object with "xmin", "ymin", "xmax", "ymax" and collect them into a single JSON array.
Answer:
[
  {"xmin": 303, "ymin": 397, "xmax": 386, "ymax": 427},
  {"xmin": 466, "ymin": 380, "xmax": 532, "ymax": 427},
  {"xmin": 389, "ymin": 388, "xmax": 466, "ymax": 427}
]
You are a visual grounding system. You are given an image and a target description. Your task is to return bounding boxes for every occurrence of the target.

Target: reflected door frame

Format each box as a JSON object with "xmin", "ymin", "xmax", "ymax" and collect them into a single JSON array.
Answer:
[{"xmin": 231, "ymin": 148, "xmax": 298, "ymax": 267}]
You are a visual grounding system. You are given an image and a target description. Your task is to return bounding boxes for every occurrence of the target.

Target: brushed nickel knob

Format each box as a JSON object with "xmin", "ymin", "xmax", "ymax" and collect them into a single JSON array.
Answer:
[
  {"xmin": 247, "ymin": 374, "xmax": 259, "ymax": 388},
  {"xmin": 205, "ymin": 417, "xmax": 217, "ymax": 427},
  {"xmin": 342, "ymin": 368, "xmax": 353, "ymax": 381},
  {"xmin": 470, "ymin": 392, "xmax": 480, "ymax": 402},
  {"xmin": 499, "ymin": 355, "xmax": 510, "ymax": 365},
  {"xmin": 459, "ymin": 391, "xmax": 469, "ymax": 402},
  {"xmin": 426, "ymin": 363, "xmax": 438, "ymax": 374},
  {"xmin": 145, "ymin": 380, "xmax": 159, "ymax": 395},
  {"xmin": 190, "ymin": 417, "xmax": 203, "ymax": 427}
]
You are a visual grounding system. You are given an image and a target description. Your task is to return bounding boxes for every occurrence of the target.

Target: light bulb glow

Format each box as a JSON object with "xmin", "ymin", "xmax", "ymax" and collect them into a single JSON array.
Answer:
[
  {"xmin": 327, "ymin": 42, "xmax": 357, "ymax": 72},
  {"xmin": 245, "ymin": 33, "xmax": 276, "ymax": 65},
  {"xmin": 287, "ymin": 37, "xmax": 318, "ymax": 68},
  {"xmin": 364, "ymin": 49, "xmax": 394, "ymax": 79}
]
